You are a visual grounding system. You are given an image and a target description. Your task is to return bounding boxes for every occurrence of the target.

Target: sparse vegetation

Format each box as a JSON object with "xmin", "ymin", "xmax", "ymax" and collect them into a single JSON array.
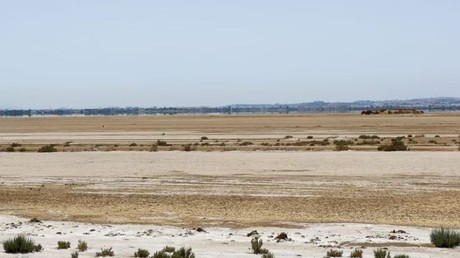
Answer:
[
  {"xmin": 359, "ymin": 135, "xmax": 380, "ymax": 139},
  {"xmin": 134, "ymin": 248, "xmax": 150, "ymax": 257},
  {"xmin": 2, "ymin": 235, "xmax": 42, "ymax": 254},
  {"xmin": 37, "ymin": 145, "xmax": 57, "ymax": 152},
  {"xmin": 171, "ymin": 247, "xmax": 195, "ymax": 258},
  {"xmin": 239, "ymin": 141, "xmax": 254, "ymax": 146},
  {"xmin": 57, "ymin": 241, "xmax": 71, "ymax": 249},
  {"xmin": 350, "ymin": 248, "xmax": 363, "ymax": 258},
  {"xmin": 378, "ymin": 138, "xmax": 408, "ymax": 151},
  {"xmin": 183, "ymin": 144, "xmax": 196, "ymax": 151},
  {"xmin": 129, "ymin": 143, "xmax": 137, "ymax": 147},
  {"xmin": 373, "ymin": 248, "xmax": 391, "ymax": 258},
  {"xmin": 251, "ymin": 237, "xmax": 269, "ymax": 254},
  {"xmin": 157, "ymin": 140, "xmax": 169, "ymax": 146},
  {"xmin": 96, "ymin": 247, "xmax": 114, "ymax": 257},
  {"xmin": 71, "ymin": 251, "xmax": 79, "ymax": 258},
  {"xmin": 5, "ymin": 146, "xmax": 15, "ymax": 152},
  {"xmin": 11, "ymin": 143, "xmax": 21, "ymax": 147},
  {"xmin": 428, "ymin": 140, "xmax": 437, "ymax": 144},
  {"xmin": 393, "ymin": 255, "xmax": 410, "ymax": 258},
  {"xmin": 152, "ymin": 251, "xmax": 171, "ymax": 258},
  {"xmin": 430, "ymin": 228, "xmax": 460, "ymax": 248},
  {"xmin": 77, "ymin": 240, "xmax": 88, "ymax": 252},
  {"xmin": 18, "ymin": 147, "xmax": 27, "ymax": 152},
  {"xmin": 262, "ymin": 252, "xmax": 275, "ymax": 258},
  {"xmin": 201, "ymin": 136, "xmax": 208, "ymax": 140},
  {"xmin": 326, "ymin": 249, "xmax": 343, "ymax": 257},
  {"xmin": 162, "ymin": 246, "xmax": 176, "ymax": 253},
  {"xmin": 307, "ymin": 136, "xmax": 313, "ymax": 139}
]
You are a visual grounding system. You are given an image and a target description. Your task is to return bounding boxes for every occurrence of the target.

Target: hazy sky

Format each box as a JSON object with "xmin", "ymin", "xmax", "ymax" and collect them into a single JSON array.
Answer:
[{"xmin": 1, "ymin": 1, "xmax": 459, "ymax": 108}]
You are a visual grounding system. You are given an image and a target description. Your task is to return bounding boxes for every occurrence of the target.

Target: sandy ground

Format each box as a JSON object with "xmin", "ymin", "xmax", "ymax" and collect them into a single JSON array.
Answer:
[
  {"xmin": 1, "ymin": 215, "xmax": 458, "ymax": 258},
  {"xmin": 0, "ymin": 152, "xmax": 459, "ymax": 228}
]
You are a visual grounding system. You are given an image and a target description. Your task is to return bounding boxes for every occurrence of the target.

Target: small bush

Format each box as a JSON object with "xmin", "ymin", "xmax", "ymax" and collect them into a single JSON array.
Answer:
[
  {"xmin": 171, "ymin": 247, "xmax": 195, "ymax": 258},
  {"xmin": 2, "ymin": 235, "xmax": 41, "ymax": 254},
  {"xmin": 335, "ymin": 143, "xmax": 349, "ymax": 151},
  {"xmin": 96, "ymin": 247, "xmax": 114, "ymax": 257},
  {"xmin": 350, "ymin": 248, "xmax": 363, "ymax": 258},
  {"xmin": 393, "ymin": 255, "xmax": 410, "ymax": 258},
  {"xmin": 430, "ymin": 228, "xmax": 460, "ymax": 248},
  {"xmin": 162, "ymin": 246, "xmax": 176, "ymax": 252},
  {"xmin": 57, "ymin": 241, "xmax": 71, "ymax": 249},
  {"xmin": 378, "ymin": 138, "xmax": 407, "ymax": 151},
  {"xmin": 239, "ymin": 141, "xmax": 254, "ymax": 146},
  {"xmin": 183, "ymin": 144, "xmax": 196, "ymax": 152},
  {"xmin": 157, "ymin": 140, "xmax": 169, "ymax": 146},
  {"xmin": 5, "ymin": 146, "xmax": 15, "ymax": 152},
  {"xmin": 359, "ymin": 135, "xmax": 380, "ymax": 139},
  {"xmin": 152, "ymin": 251, "xmax": 171, "ymax": 258},
  {"xmin": 18, "ymin": 147, "xmax": 27, "ymax": 152},
  {"xmin": 38, "ymin": 145, "xmax": 57, "ymax": 152},
  {"xmin": 77, "ymin": 240, "xmax": 88, "ymax": 252},
  {"xmin": 11, "ymin": 143, "xmax": 22, "ymax": 147},
  {"xmin": 134, "ymin": 248, "xmax": 150, "ymax": 257},
  {"xmin": 71, "ymin": 251, "xmax": 79, "ymax": 258},
  {"xmin": 129, "ymin": 143, "xmax": 137, "ymax": 147},
  {"xmin": 428, "ymin": 140, "xmax": 437, "ymax": 144},
  {"xmin": 373, "ymin": 249, "xmax": 391, "ymax": 258},
  {"xmin": 326, "ymin": 249, "xmax": 343, "ymax": 257},
  {"xmin": 284, "ymin": 135, "xmax": 293, "ymax": 139},
  {"xmin": 307, "ymin": 136, "xmax": 313, "ymax": 139},
  {"xmin": 150, "ymin": 144, "xmax": 159, "ymax": 152},
  {"xmin": 262, "ymin": 252, "xmax": 275, "ymax": 258},
  {"xmin": 251, "ymin": 237, "xmax": 269, "ymax": 254},
  {"xmin": 201, "ymin": 136, "xmax": 208, "ymax": 140}
]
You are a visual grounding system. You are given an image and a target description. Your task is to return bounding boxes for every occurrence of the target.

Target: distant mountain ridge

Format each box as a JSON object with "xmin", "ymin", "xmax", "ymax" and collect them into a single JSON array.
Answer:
[{"xmin": 1, "ymin": 97, "xmax": 459, "ymax": 117}]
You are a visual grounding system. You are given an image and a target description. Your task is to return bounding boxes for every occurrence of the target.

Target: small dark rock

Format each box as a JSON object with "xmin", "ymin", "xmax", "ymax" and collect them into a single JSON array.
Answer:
[
  {"xmin": 389, "ymin": 235, "xmax": 397, "ymax": 240},
  {"xmin": 275, "ymin": 232, "xmax": 289, "ymax": 240},
  {"xmin": 29, "ymin": 218, "xmax": 41, "ymax": 223},
  {"xmin": 196, "ymin": 227, "xmax": 206, "ymax": 233}
]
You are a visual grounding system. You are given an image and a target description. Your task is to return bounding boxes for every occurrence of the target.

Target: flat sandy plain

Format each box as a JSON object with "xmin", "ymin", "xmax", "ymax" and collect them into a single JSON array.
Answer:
[{"xmin": 0, "ymin": 113, "xmax": 459, "ymax": 257}]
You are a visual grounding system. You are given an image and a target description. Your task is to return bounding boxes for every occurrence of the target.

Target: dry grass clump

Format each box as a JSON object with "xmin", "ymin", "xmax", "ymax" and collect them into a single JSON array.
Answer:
[
  {"xmin": 251, "ymin": 237, "xmax": 269, "ymax": 254},
  {"xmin": 2, "ymin": 235, "xmax": 42, "ymax": 254},
  {"xmin": 57, "ymin": 241, "xmax": 71, "ymax": 249},
  {"xmin": 350, "ymin": 248, "xmax": 363, "ymax": 257},
  {"xmin": 77, "ymin": 240, "xmax": 87, "ymax": 252},
  {"xmin": 134, "ymin": 248, "xmax": 150, "ymax": 257},
  {"xmin": 373, "ymin": 248, "xmax": 391, "ymax": 258},
  {"xmin": 37, "ymin": 144, "xmax": 57, "ymax": 152},
  {"xmin": 430, "ymin": 228, "xmax": 460, "ymax": 248},
  {"xmin": 326, "ymin": 248, "xmax": 343, "ymax": 257},
  {"xmin": 96, "ymin": 247, "xmax": 114, "ymax": 257}
]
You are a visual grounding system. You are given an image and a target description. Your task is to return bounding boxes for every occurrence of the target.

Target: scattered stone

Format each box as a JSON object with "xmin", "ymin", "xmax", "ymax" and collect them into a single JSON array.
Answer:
[
  {"xmin": 195, "ymin": 227, "xmax": 206, "ymax": 233},
  {"xmin": 56, "ymin": 232, "xmax": 62, "ymax": 235},
  {"xmin": 29, "ymin": 218, "xmax": 41, "ymax": 223},
  {"xmin": 389, "ymin": 235, "xmax": 397, "ymax": 240},
  {"xmin": 275, "ymin": 232, "xmax": 288, "ymax": 240}
]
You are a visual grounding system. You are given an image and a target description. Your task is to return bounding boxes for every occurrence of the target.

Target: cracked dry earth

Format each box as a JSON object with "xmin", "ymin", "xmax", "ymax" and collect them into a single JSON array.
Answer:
[{"xmin": 0, "ymin": 151, "xmax": 459, "ymax": 228}]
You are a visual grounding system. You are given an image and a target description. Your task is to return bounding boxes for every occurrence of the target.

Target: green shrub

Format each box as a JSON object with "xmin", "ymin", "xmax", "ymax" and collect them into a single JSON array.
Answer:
[
  {"xmin": 157, "ymin": 140, "xmax": 169, "ymax": 146},
  {"xmin": 171, "ymin": 247, "xmax": 195, "ymax": 258},
  {"xmin": 37, "ymin": 145, "xmax": 57, "ymax": 152},
  {"xmin": 430, "ymin": 228, "xmax": 460, "ymax": 248},
  {"xmin": 71, "ymin": 251, "xmax": 79, "ymax": 258},
  {"xmin": 251, "ymin": 237, "xmax": 269, "ymax": 254},
  {"xmin": 350, "ymin": 248, "xmax": 363, "ymax": 258},
  {"xmin": 134, "ymin": 248, "xmax": 150, "ymax": 257},
  {"xmin": 393, "ymin": 255, "xmax": 410, "ymax": 258},
  {"xmin": 2, "ymin": 235, "xmax": 41, "ymax": 254},
  {"xmin": 153, "ymin": 251, "xmax": 171, "ymax": 258},
  {"xmin": 373, "ymin": 249, "xmax": 391, "ymax": 258},
  {"xmin": 378, "ymin": 138, "xmax": 407, "ymax": 151},
  {"xmin": 57, "ymin": 241, "xmax": 71, "ymax": 249},
  {"xmin": 326, "ymin": 249, "xmax": 343, "ymax": 257},
  {"xmin": 96, "ymin": 247, "xmax": 114, "ymax": 257},
  {"xmin": 162, "ymin": 246, "xmax": 176, "ymax": 253},
  {"xmin": 262, "ymin": 252, "xmax": 275, "ymax": 258},
  {"xmin": 77, "ymin": 240, "xmax": 87, "ymax": 252}
]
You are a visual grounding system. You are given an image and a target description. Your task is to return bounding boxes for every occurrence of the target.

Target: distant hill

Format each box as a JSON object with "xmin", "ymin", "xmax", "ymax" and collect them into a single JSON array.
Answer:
[{"xmin": 1, "ymin": 97, "xmax": 459, "ymax": 117}]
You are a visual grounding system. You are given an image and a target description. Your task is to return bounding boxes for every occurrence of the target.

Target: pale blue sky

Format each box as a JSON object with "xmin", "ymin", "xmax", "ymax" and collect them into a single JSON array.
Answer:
[{"xmin": 1, "ymin": 0, "xmax": 459, "ymax": 108}]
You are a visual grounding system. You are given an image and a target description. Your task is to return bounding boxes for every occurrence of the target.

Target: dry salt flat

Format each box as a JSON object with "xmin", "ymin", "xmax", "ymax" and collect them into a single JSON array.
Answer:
[{"xmin": 0, "ymin": 215, "xmax": 458, "ymax": 258}]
